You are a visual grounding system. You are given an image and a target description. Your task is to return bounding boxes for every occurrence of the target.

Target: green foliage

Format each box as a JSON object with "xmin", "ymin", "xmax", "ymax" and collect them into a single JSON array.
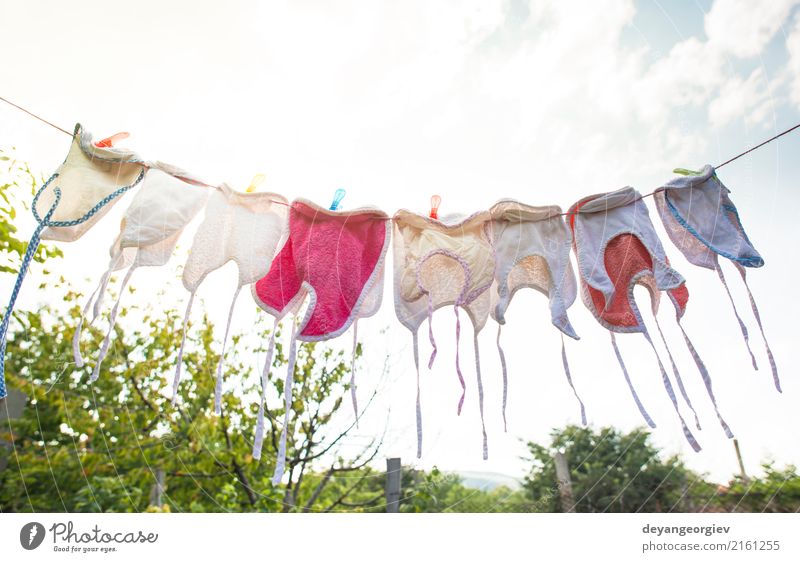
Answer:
[
  {"xmin": 0, "ymin": 148, "xmax": 62, "ymax": 273},
  {"xmin": 711, "ymin": 464, "xmax": 800, "ymax": 513},
  {"xmin": 0, "ymin": 279, "xmax": 387, "ymax": 512},
  {"xmin": 522, "ymin": 426, "xmax": 800, "ymax": 513},
  {"xmin": 522, "ymin": 425, "xmax": 715, "ymax": 513},
  {"xmin": 402, "ymin": 466, "xmax": 529, "ymax": 512}
]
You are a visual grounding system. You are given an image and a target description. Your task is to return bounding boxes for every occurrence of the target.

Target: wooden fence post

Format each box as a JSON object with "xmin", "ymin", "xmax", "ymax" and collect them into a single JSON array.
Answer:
[
  {"xmin": 149, "ymin": 468, "xmax": 166, "ymax": 508},
  {"xmin": 554, "ymin": 451, "xmax": 576, "ymax": 513},
  {"xmin": 386, "ymin": 457, "xmax": 401, "ymax": 513},
  {"xmin": 0, "ymin": 389, "xmax": 27, "ymax": 473}
]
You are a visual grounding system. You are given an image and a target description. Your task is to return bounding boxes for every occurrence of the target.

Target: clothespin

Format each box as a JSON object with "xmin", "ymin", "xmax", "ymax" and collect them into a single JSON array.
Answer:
[
  {"xmin": 94, "ymin": 132, "xmax": 130, "ymax": 148},
  {"xmin": 429, "ymin": 195, "xmax": 441, "ymax": 219},
  {"xmin": 246, "ymin": 173, "xmax": 265, "ymax": 193},
  {"xmin": 330, "ymin": 188, "xmax": 346, "ymax": 211},
  {"xmin": 673, "ymin": 168, "xmax": 703, "ymax": 176}
]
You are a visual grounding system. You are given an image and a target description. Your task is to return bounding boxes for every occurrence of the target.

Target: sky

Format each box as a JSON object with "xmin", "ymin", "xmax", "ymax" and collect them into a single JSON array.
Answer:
[{"xmin": 1, "ymin": 0, "xmax": 800, "ymax": 485}]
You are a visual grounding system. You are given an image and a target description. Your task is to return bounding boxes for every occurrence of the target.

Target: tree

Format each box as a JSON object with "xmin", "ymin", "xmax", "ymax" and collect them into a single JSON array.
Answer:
[
  {"xmin": 402, "ymin": 466, "xmax": 530, "ymax": 512},
  {"xmin": 712, "ymin": 464, "xmax": 800, "ymax": 513},
  {"xmin": 0, "ymin": 284, "xmax": 397, "ymax": 512},
  {"xmin": 0, "ymin": 148, "xmax": 61, "ymax": 272},
  {"xmin": 522, "ymin": 425, "xmax": 715, "ymax": 513}
]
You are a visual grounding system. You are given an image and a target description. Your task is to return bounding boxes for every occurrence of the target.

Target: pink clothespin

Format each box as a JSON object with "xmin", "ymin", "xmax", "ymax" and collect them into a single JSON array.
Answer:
[
  {"xmin": 429, "ymin": 195, "xmax": 441, "ymax": 219},
  {"xmin": 94, "ymin": 132, "xmax": 130, "ymax": 148}
]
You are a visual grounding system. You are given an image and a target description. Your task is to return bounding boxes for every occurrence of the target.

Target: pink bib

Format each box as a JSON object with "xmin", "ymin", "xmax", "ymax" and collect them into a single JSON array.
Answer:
[
  {"xmin": 253, "ymin": 199, "xmax": 389, "ymax": 339},
  {"xmin": 252, "ymin": 198, "xmax": 390, "ymax": 484}
]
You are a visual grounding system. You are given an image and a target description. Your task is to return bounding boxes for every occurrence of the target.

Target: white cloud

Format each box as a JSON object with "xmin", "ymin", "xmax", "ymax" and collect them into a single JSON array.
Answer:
[
  {"xmin": 708, "ymin": 68, "xmax": 775, "ymax": 127},
  {"xmin": 786, "ymin": 12, "xmax": 800, "ymax": 107},
  {"xmin": 706, "ymin": 0, "xmax": 800, "ymax": 58},
  {"xmin": 633, "ymin": 37, "xmax": 725, "ymax": 125},
  {"xmin": 633, "ymin": 0, "xmax": 797, "ymax": 133}
]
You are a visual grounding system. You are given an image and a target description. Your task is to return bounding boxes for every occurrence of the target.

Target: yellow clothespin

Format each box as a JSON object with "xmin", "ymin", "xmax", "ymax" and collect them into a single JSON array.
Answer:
[{"xmin": 246, "ymin": 173, "xmax": 266, "ymax": 193}]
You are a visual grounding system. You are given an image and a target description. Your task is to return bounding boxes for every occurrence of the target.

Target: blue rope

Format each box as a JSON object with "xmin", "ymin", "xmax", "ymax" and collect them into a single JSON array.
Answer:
[
  {"xmin": 31, "ymin": 168, "xmax": 144, "ymax": 227},
  {"xmin": 0, "ymin": 167, "xmax": 144, "ymax": 398}
]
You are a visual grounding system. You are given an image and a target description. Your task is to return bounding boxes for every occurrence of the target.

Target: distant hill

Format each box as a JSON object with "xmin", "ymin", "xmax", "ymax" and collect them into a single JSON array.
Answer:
[{"xmin": 457, "ymin": 471, "xmax": 522, "ymax": 491}]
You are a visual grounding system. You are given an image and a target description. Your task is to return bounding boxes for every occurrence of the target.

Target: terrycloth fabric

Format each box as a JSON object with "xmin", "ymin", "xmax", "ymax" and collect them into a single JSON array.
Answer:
[
  {"xmin": 252, "ymin": 198, "xmax": 390, "ymax": 484},
  {"xmin": 568, "ymin": 187, "xmax": 707, "ymax": 452},
  {"xmin": 37, "ymin": 124, "xmax": 145, "ymax": 242},
  {"xmin": 488, "ymin": 200, "xmax": 578, "ymax": 337},
  {"xmin": 173, "ymin": 185, "xmax": 289, "ymax": 412},
  {"xmin": 114, "ymin": 163, "xmax": 210, "ymax": 269},
  {"xmin": 655, "ymin": 166, "xmax": 763, "ymax": 269},
  {"xmin": 569, "ymin": 187, "xmax": 685, "ymax": 323},
  {"xmin": 490, "ymin": 200, "xmax": 579, "ymax": 339},
  {"xmin": 394, "ymin": 210, "xmax": 494, "ymax": 341},
  {"xmin": 74, "ymin": 166, "xmax": 210, "ymax": 379},
  {"xmin": 655, "ymin": 166, "xmax": 779, "ymax": 392},
  {"xmin": 488, "ymin": 200, "xmax": 583, "ymax": 428},
  {"xmin": 393, "ymin": 209, "xmax": 494, "ymax": 460},
  {"xmin": 183, "ymin": 185, "xmax": 288, "ymax": 293},
  {"xmin": 253, "ymin": 199, "xmax": 390, "ymax": 340}
]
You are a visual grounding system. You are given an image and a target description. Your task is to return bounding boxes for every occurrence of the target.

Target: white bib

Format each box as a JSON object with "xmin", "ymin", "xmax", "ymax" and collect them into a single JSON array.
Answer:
[
  {"xmin": 175, "ymin": 185, "xmax": 288, "ymax": 414},
  {"xmin": 655, "ymin": 166, "xmax": 779, "ymax": 392},
  {"xmin": 393, "ymin": 209, "xmax": 494, "ymax": 460},
  {"xmin": 37, "ymin": 123, "xmax": 145, "ymax": 242},
  {"xmin": 73, "ymin": 166, "xmax": 210, "ymax": 383},
  {"xmin": 488, "ymin": 200, "xmax": 583, "ymax": 427},
  {"xmin": 569, "ymin": 187, "xmax": 709, "ymax": 452},
  {"xmin": 488, "ymin": 200, "xmax": 577, "ymax": 337}
]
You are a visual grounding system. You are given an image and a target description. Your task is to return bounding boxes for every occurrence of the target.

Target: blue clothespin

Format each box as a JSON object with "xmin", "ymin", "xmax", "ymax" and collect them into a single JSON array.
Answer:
[{"xmin": 330, "ymin": 188, "xmax": 346, "ymax": 211}]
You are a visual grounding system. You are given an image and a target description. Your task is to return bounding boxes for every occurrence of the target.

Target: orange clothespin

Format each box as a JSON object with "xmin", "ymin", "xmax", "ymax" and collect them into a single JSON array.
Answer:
[
  {"xmin": 94, "ymin": 132, "xmax": 130, "ymax": 148},
  {"xmin": 246, "ymin": 173, "xmax": 265, "ymax": 193},
  {"xmin": 429, "ymin": 195, "xmax": 441, "ymax": 219}
]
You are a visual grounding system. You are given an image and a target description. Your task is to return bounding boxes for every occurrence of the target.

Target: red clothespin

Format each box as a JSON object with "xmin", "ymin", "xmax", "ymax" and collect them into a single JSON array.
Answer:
[
  {"xmin": 94, "ymin": 132, "xmax": 130, "ymax": 148},
  {"xmin": 429, "ymin": 195, "xmax": 441, "ymax": 219}
]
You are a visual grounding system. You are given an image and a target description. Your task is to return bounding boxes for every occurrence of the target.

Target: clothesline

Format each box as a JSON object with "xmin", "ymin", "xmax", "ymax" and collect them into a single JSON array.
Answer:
[
  {"xmin": 2, "ymin": 94, "xmax": 799, "ymax": 220},
  {"xmin": 0, "ymin": 94, "xmax": 789, "ymax": 466}
]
